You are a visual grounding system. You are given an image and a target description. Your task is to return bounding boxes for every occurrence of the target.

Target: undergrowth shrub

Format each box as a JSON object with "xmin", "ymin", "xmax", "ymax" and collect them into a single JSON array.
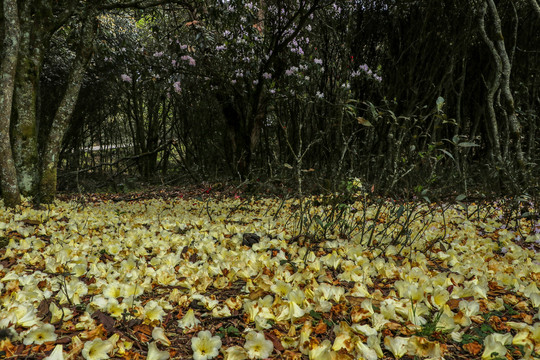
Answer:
[{"xmin": 286, "ymin": 178, "xmax": 444, "ymax": 257}]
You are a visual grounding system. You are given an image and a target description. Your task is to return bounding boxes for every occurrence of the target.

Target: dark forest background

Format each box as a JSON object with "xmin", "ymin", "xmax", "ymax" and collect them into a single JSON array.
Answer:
[{"xmin": 1, "ymin": 0, "xmax": 539, "ymax": 205}]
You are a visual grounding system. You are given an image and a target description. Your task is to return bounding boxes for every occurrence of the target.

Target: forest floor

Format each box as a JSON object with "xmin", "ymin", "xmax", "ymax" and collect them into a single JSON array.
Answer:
[{"xmin": 0, "ymin": 187, "xmax": 539, "ymax": 360}]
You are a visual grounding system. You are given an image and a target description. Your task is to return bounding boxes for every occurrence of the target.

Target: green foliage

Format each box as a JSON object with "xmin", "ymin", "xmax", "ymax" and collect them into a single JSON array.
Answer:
[
  {"xmin": 309, "ymin": 310, "xmax": 322, "ymax": 320},
  {"xmin": 415, "ymin": 310, "xmax": 444, "ymax": 340},
  {"xmin": 217, "ymin": 325, "xmax": 241, "ymax": 338}
]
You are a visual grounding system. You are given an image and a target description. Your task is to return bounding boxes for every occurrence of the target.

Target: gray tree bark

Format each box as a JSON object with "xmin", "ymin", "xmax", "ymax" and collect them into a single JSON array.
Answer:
[{"xmin": 0, "ymin": 0, "xmax": 21, "ymax": 207}]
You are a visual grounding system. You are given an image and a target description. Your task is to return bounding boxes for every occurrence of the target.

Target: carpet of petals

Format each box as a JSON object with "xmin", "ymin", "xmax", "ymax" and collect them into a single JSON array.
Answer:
[{"xmin": 0, "ymin": 194, "xmax": 539, "ymax": 360}]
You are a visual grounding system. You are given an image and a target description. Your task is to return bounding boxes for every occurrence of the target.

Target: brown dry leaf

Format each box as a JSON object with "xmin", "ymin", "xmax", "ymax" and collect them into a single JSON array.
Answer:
[
  {"xmin": 265, "ymin": 331, "xmax": 285, "ymax": 352},
  {"xmin": 283, "ymin": 350, "xmax": 303, "ymax": 360},
  {"xmin": 0, "ymin": 339, "xmax": 16, "ymax": 357},
  {"xmin": 335, "ymin": 349, "xmax": 355, "ymax": 359},
  {"xmin": 515, "ymin": 301, "xmax": 530, "ymax": 312},
  {"xmin": 314, "ymin": 321, "xmax": 327, "ymax": 334},
  {"xmin": 175, "ymin": 309, "xmax": 184, "ymax": 319},
  {"xmin": 27, "ymin": 345, "xmax": 42, "ymax": 355},
  {"xmin": 92, "ymin": 310, "xmax": 116, "ymax": 333},
  {"xmin": 136, "ymin": 332, "xmax": 150, "ymax": 342},
  {"xmin": 124, "ymin": 351, "xmax": 144, "ymax": 360},
  {"xmin": 66, "ymin": 337, "xmax": 84, "ymax": 360},
  {"xmin": 42, "ymin": 343, "xmax": 56, "ymax": 352},
  {"xmin": 399, "ymin": 323, "xmax": 419, "ymax": 336},
  {"xmin": 488, "ymin": 280, "xmax": 504, "ymax": 291},
  {"xmin": 80, "ymin": 324, "xmax": 107, "ymax": 340},
  {"xmin": 446, "ymin": 298, "xmax": 461, "ymax": 310},
  {"xmin": 511, "ymin": 313, "xmax": 533, "ymax": 324},
  {"xmin": 522, "ymin": 314, "xmax": 533, "ymax": 324},
  {"xmin": 248, "ymin": 289, "xmax": 268, "ymax": 300},
  {"xmin": 478, "ymin": 299, "xmax": 490, "ymax": 313},
  {"xmin": 471, "ymin": 315, "xmax": 485, "ymax": 324},
  {"xmin": 23, "ymin": 219, "xmax": 41, "ymax": 226},
  {"xmin": 463, "ymin": 341, "xmax": 482, "ymax": 355},
  {"xmin": 133, "ymin": 324, "xmax": 153, "ymax": 335},
  {"xmin": 331, "ymin": 303, "xmax": 348, "ymax": 316},
  {"xmin": 36, "ymin": 298, "xmax": 52, "ymax": 318},
  {"xmin": 57, "ymin": 337, "xmax": 72, "ymax": 344},
  {"xmin": 14, "ymin": 344, "xmax": 25, "ymax": 356},
  {"xmin": 385, "ymin": 322, "xmax": 401, "ymax": 331},
  {"xmin": 262, "ymin": 267, "xmax": 273, "ymax": 277},
  {"xmin": 346, "ymin": 296, "xmax": 368, "ymax": 306},
  {"xmin": 440, "ymin": 343, "xmax": 448, "ymax": 355},
  {"xmin": 488, "ymin": 316, "xmax": 511, "ymax": 331},
  {"xmin": 350, "ymin": 306, "xmax": 371, "ymax": 322},
  {"xmin": 503, "ymin": 294, "xmax": 519, "ymax": 305}
]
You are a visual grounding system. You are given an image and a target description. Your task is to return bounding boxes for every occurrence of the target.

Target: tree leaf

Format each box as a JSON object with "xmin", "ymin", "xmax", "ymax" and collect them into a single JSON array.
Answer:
[
  {"xmin": 357, "ymin": 117, "xmax": 373, "ymax": 127},
  {"xmin": 457, "ymin": 142, "xmax": 479, "ymax": 147},
  {"xmin": 436, "ymin": 96, "xmax": 445, "ymax": 112},
  {"xmin": 438, "ymin": 149, "xmax": 455, "ymax": 161}
]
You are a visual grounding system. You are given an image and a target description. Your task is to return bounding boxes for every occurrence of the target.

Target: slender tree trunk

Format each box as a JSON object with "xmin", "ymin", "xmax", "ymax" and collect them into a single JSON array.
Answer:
[
  {"xmin": 478, "ymin": 2, "xmax": 503, "ymax": 164},
  {"xmin": 0, "ymin": 0, "xmax": 21, "ymax": 207}
]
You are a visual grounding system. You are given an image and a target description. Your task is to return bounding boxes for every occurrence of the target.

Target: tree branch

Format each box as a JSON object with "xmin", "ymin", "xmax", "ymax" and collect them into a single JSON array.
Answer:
[
  {"xmin": 98, "ymin": 0, "xmax": 183, "ymax": 10},
  {"xmin": 60, "ymin": 140, "xmax": 174, "ymax": 176}
]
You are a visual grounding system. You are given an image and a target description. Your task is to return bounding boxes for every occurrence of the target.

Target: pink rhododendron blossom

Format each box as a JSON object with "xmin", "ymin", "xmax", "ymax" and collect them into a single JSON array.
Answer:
[{"xmin": 121, "ymin": 74, "xmax": 132, "ymax": 83}]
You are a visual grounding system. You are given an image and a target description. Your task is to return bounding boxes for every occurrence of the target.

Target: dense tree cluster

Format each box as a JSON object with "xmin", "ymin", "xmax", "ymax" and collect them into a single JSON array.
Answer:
[{"xmin": 1, "ymin": 0, "xmax": 539, "ymax": 205}]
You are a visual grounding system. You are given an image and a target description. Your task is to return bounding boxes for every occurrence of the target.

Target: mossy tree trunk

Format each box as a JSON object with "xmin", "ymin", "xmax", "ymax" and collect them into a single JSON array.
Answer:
[
  {"xmin": 39, "ymin": 15, "xmax": 97, "ymax": 203},
  {"xmin": 0, "ymin": 0, "xmax": 21, "ymax": 207},
  {"xmin": 11, "ymin": 1, "xmax": 46, "ymax": 197}
]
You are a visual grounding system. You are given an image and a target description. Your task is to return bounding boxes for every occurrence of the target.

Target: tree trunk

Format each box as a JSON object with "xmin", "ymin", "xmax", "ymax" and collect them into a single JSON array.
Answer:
[
  {"xmin": 529, "ymin": 0, "xmax": 540, "ymax": 19},
  {"xmin": 478, "ymin": 1, "xmax": 504, "ymax": 164},
  {"xmin": 0, "ymin": 0, "xmax": 21, "ymax": 207},
  {"xmin": 486, "ymin": 0, "xmax": 525, "ymax": 169},
  {"xmin": 11, "ymin": 1, "xmax": 43, "ymax": 196},
  {"xmin": 478, "ymin": 0, "xmax": 525, "ymax": 170},
  {"xmin": 39, "ymin": 15, "xmax": 97, "ymax": 203}
]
